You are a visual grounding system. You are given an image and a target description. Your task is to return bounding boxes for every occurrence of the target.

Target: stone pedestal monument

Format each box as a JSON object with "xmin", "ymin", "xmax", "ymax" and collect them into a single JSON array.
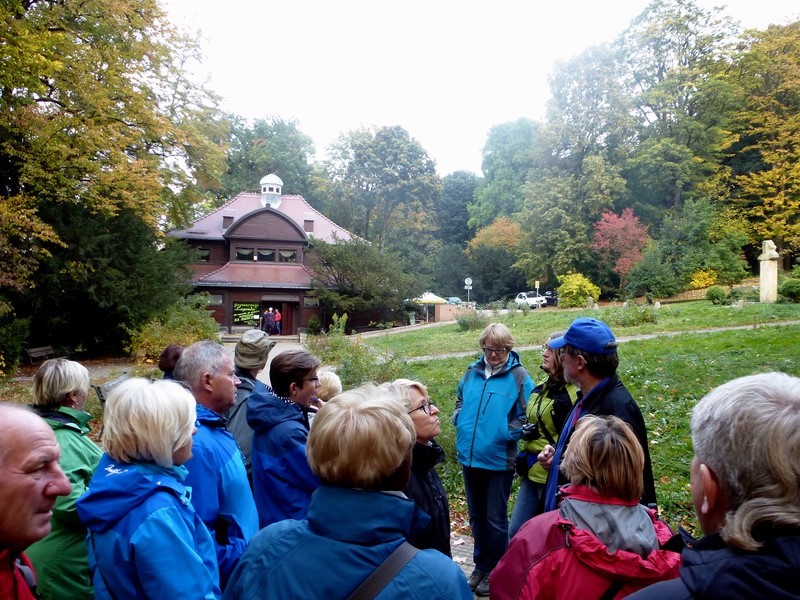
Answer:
[{"xmin": 758, "ymin": 240, "xmax": 779, "ymax": 303}]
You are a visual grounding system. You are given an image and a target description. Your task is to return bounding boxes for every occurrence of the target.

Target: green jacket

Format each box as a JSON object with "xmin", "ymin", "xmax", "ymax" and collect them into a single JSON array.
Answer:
[
  {"xmin": 26, "ymin": 406, "xmax": 102, "ymax": 600},
  {"xmin": 519, "ymin": 378, "xmax": 579, "ymax": 483}
]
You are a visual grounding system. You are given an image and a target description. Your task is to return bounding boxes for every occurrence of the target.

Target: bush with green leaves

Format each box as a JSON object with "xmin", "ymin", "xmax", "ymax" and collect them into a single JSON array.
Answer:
[
  {"xmin": 605, "ymin": 304, "xmax": 658, "ymax": 327},
  {"xmin": 557, "ymin": 273, "xmax": 601, "ymax": 308},
  {"xmin": 0, "ymin": 317, "xmax": 30, "ymax": 375},
  {"xmin": 728, "ymin": 286, "xmax": 759, "ymax": 303},
  {"xmin": 778, "ymin": 278, "xmax": 800, "ymax": 302},
  {"xmin": 304, "ymin": 313, "xmax": 406, "ymax": 388},
  {"xmin": 306, "ymin": 314, "xmax": 322, "ymax": 335},
  {"xmin": 127, "ymin": 295, "xmax": 220, "ymax": 360},
  {"xmin": 455, "ymin": 310, "xmax": 489, "ymax": 332},
  {"xmin": 706, "ymin": 285, "xmax": 727, "ymax": 305}
]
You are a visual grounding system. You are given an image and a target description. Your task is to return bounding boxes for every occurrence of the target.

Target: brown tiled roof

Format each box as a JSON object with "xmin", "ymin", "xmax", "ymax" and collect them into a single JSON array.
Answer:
[
  {"xmin": 193, "ymin": 262, "xmax": 313, "ymax": 289},
  {"xmin": 172, "ymin": 193, "xmax": 354, "ymax": 243}
]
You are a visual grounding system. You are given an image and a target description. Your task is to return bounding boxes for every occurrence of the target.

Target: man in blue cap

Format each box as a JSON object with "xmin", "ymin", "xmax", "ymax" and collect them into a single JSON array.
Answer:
[{"xmin": 537, "ymin": 317, "xmax": 657, "ymax": 513}]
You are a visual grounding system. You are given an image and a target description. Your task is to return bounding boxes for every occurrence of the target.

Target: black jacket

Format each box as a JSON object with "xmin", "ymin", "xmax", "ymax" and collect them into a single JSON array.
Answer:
[
  {"xmin": 404, "ymin": 440, "xmax": 451, "ymax": 557},
  {"xmin": 627, "ymin": 530, "xmax": 800, "ymax": 599},
  {"xmin": 544, "ymin": 374, "xmax": 657, "ymax": 510}
]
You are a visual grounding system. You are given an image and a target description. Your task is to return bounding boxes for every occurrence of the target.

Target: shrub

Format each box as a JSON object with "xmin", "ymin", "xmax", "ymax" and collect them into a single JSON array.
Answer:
[
  {"xmin": 605, "ymin": 304, "xmax": 658, "ymax": 327},
  {"xmin": 778, "ymin": 278, "xmax": 800, "ymax": 302},
  {"xmin": 0, "ymin": 317, "xmax": 30, "ymax": 375},
  {"xmin": 455, "ymin": 310, "xmax": 489, "ymax": 332},
  {"xmin": 689, "ymin": 269, "xmax": 717, "ymax": 290},
  {"xmin": 557, "ymin": 273, "xmax": 601, "ymax": 308},
  {"xmin": 305, "ymin": 313, "xmax": 406, "ymax": 387},
  {"xmin": 706, "ymin": 286, "xmax": 727, "ymax": 305},
  {"xmin": 127, "ymin": 295, "xmax": 219, "ymax": 360},
  {"xmin": 728, "ymin": 286, "xmax": 759, "ymax": 303},
  {"xmin": 306, "ymin": 314, "xmax": 322, "ymax": 335}
]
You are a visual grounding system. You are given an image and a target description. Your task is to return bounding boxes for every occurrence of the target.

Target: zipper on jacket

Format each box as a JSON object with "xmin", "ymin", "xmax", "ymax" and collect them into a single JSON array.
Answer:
[{"xmin": 467, "ymin": 377, "xmax": 490, "ymax": 467}]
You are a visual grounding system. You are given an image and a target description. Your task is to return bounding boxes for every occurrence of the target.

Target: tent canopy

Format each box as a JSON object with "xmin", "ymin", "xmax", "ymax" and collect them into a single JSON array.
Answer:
[{"xmin": 412, "ymin": 291, "xmax": 447, "ymax": 304}]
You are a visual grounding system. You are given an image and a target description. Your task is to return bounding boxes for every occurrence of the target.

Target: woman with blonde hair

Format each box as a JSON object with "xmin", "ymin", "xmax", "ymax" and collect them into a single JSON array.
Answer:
[
  {"xmin": 225, "ymin": 384, "xmax": 472, "ymax": 599},
  {"xmin": 452, "ymin": 322, "xmax": 534, "ymax": 596},
  {"xmin": 491, "ymin": 415, "xmax": 681, "ymax": 599},
  {"xmin": 25, "ymin": 359, "xmax": 102, "ymax": 600},
  {"xmin": 382, "ymin": 378, "xmax": 451, "ymax": 556},
  {"xmin": 76, "ymin": 378, "xmax": 220, "ymax": 599}
]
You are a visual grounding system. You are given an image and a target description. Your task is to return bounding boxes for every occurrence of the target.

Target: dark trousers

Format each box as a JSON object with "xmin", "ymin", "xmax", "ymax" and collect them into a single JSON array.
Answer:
[{"xmin": 462, "ymin": 466, "xmax": 514, "ymax": 573}]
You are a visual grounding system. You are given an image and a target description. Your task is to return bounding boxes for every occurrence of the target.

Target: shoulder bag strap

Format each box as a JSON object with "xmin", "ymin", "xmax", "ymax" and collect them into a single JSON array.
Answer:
[{"xmin": 347, "ymin": 541, "xmax": 419, "ymax": 600}]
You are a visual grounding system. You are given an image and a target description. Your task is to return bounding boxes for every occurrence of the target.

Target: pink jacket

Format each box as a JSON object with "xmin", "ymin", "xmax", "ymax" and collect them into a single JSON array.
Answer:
[{"xmin": 490, "ymin": 486, "xmax": 681, "ymax": 600}]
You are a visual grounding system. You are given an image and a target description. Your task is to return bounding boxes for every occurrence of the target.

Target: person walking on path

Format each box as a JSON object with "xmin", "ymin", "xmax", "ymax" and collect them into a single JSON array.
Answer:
[{"xmin": 452, "ymin": 323, "xmax": 534, "ymax": 596}]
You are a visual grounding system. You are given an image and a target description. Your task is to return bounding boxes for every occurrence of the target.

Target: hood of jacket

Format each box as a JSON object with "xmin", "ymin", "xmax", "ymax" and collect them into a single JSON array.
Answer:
[
  {"xmin": 308, "ymin": 486, "xmax": 431, "ymax": 545},
  {"xmin": 466, "ymin": 349, "xmax": 525, "ymax": 378},
  {"xmin": 558, "ymin": 486, "xmax": 680, "ymax": 584},
  {"xmin": 411, "ymin": 440, "xmax": 445, "ymax": 474},
  {"xmin": 77, "ymin": 454, "xmax": 191, "ymax": 534},
  {"xmin": 32, "ymin": 405, "xmax": 93, "ymax": 435},
  {"xmin": 246, "ymin": 386, "xmax": 306, "ymax": 434},
  {"xmin": 679, "ymin": 531, "xmax": 800, "ymax": 599}
]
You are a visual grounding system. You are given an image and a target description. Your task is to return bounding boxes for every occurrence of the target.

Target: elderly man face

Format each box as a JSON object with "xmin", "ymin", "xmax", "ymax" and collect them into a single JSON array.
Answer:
[{"xmin": 0, "ymin": 408, "xmax": 71, "ymax": 553}]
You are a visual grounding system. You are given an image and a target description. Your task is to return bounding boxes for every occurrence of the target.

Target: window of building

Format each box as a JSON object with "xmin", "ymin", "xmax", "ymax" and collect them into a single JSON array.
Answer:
[
  {"xmin": 236, "ymin": 247, "xmax": 255, "ymax": 261},
  {"xmin": 278, "ymin": 249, "xmax": 297, "ymax": 263},
  {"xmin": 207, "ymin": 294, "xmax": 223, "ymax": 306},
  {"xmin": 257, "ymin": 248, "xmax": 276, "ymax": 262},
  {"xmin": 304, "ymin": 219, "xmax": 314, "ymax": 232},
  {"xmin": 196, "ymin": 248, "xmax": 211, "ymax": 261}
]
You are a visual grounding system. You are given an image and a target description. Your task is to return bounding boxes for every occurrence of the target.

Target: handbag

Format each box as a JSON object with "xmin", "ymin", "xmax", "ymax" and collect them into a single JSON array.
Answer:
[{"xmin": 347, "ymin": 541, "xmax": 419, "ymax": 600}]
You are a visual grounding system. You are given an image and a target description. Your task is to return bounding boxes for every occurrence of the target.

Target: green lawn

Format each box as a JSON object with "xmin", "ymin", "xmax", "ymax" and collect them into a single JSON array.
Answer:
[
  {"xmin": 364, "ymin": 302, "xmax": 800, "ymax": 534},
  {"xmin": 365, "ymin": 301, "xmax": 800, "ymax": 358}
]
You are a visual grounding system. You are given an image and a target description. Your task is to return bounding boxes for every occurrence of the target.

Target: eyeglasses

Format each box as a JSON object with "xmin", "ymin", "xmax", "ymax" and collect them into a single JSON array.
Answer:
[
  {"xmin": 483, "ymin": 346, "xmax": 509, "ymax": 356},
  {"xmin": 304, "ymin": 377, "xmax": 320, "ymax": 382},
  {"xmin": 409, "ymin": 398, "xmax": 437, "ymax": 415}
]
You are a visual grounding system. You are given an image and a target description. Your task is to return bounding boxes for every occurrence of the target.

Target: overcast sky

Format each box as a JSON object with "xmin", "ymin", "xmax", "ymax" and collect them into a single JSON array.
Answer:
[{"xmin": 163, "ymin": 0, "xmax": 798, "ymax": 177}]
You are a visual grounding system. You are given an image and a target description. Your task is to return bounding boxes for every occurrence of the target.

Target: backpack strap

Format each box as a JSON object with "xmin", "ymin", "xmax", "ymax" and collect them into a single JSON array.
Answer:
[{"xmin": 347, "ymin": 541, "xmax": 419, "ymax": 600}]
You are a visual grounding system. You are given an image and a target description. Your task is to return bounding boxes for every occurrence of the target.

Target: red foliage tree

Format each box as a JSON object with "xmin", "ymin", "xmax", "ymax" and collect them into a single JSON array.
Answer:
[{"xmin": 592, "ymin": 209, "xmax": 649, "ymax": 285}]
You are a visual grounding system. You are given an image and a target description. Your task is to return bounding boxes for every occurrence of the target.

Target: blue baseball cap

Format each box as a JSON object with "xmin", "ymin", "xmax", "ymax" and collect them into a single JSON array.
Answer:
[{"xmin": 548, "ymin": 318, "xmax": 618, "ymax": 355}]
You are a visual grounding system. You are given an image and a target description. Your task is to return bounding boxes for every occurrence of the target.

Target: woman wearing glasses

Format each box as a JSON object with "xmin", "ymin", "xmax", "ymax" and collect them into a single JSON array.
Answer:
[
  {"xmin": 452, "ymin": 323, "xmax": 534, "ymax": 597},
  {"xmin": 383, "ymin": 379, "xmax": 451, "ymax": 556}
]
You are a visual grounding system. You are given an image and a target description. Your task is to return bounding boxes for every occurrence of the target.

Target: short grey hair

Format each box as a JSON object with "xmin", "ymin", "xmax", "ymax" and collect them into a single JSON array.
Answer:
[
  {"xmin": 173, "ymin": 341, "xmax": 229, "ymax": 394},
  {"xmin": 32, "ymin": 359, "xmax": 90, "ymax": 407},
  {"xmin": 102, "ymin": 378, "xmax": 196, "ymax": 468},
  {"xmin": 691, "ymin": 371, "xmax": 800, "ymax": 551}
]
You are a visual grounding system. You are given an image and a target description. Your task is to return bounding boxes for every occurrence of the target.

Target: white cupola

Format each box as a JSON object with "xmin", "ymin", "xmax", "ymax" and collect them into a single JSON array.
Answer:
[{"xmin": 259, "ymin": 174, "xmax": 283, "ymax": 209}]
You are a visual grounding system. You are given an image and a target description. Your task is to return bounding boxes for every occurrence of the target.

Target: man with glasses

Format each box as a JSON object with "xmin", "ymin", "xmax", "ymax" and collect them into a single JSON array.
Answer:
[
  {"xmin": 247, "ymin": 349, "xmax": 322, "ymax": 527},
  {"xmin": 452, "ymin": 323, "xmax": 534, "ymax": 596},
  {"xmin": 537, "ymin": 318, "xmax": 657, "ymax": 514}
]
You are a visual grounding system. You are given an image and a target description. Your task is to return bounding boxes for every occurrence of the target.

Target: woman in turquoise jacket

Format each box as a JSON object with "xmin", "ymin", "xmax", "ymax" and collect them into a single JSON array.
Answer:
[
  {"xmin": 452, "ymin": 323, "xmax": 534, "ymax": 597},
  {"xmin": 26, "ymin": 359, "xmax": 102, "ymax": 600},
  {"xmin": 77, "ymin": 378, "xmax": 220, "ymax": 600}
]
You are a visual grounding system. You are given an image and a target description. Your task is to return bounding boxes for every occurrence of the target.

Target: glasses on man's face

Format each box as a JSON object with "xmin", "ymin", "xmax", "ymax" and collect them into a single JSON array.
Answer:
[
  {"xmin": 409, "ymin": 398, "xmax": 437, "ymax": 415},
  {"xmin": 483, "ymin": 346, "xmax": 509, "ymax": 356},
  {"xmin": 304, "ymin": 377, "xmax": 320, "ymax": 383}
]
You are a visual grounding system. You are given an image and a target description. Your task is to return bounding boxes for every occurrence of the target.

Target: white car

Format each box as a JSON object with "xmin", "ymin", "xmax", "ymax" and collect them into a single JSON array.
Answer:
[{"xmin": 514, "ymin": 291, "xmax": 547, "ymax": 309}]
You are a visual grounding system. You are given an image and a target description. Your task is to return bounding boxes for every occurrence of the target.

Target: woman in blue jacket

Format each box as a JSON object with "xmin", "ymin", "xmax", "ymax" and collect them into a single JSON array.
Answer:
[
  {"xmin": 452, "ymin": 323, "xmax": 534, "ymax": 597},
  {"xmin": 77, "ymin": 378, "xmax": 220, "ymax": 599}
]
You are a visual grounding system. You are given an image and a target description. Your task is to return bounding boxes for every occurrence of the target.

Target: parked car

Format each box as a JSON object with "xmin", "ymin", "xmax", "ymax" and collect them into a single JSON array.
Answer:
[
  {"xmin": 544, "ymin": 290, "xmax": 558, "ymax": 307},
  {"xmin": 514, "ymin": 291, "xmax": 547, "ymax": 309},
  {"xmin": 445, "ymin": 296, "xmax": 463, "ymax": 305}
]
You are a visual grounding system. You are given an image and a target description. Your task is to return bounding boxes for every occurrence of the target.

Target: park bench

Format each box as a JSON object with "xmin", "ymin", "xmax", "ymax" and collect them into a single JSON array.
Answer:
[
  {"xmin": 92, "ymin": 373, "xmax": 132, "ymax": 408},
  {"xmin": 25, "ymin": 345, "xmax": 66, "ymax": 364}
]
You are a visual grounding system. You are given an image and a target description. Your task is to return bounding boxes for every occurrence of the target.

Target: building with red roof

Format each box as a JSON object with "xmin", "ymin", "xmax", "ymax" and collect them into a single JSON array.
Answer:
[{"xmin": 169, "ymin": 174, "xmax": 355, "ymax": 333}]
